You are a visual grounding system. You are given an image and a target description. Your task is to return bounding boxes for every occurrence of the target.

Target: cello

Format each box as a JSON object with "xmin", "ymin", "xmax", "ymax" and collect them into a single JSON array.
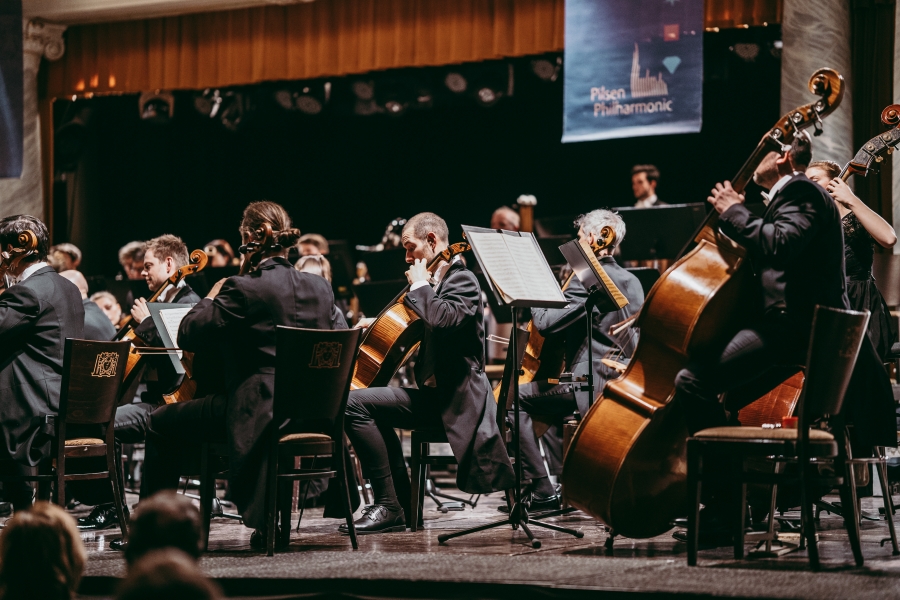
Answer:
[
  {"xmin": 562, "ymin": 68, "xmax": 845, "ymax": 539},
  {"xmin": 163, "ymin": 224, "xmax": 279, "ymax": 404},
  {"xmin": 351, "ymin": 242, "xmax": 470, "ymax": 390}
]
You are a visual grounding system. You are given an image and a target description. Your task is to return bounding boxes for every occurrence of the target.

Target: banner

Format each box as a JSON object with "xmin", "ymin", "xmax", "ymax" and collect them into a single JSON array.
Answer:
[
  {"xmin": 563, "ymin": 0, "xmax": 703, "ymax": 143},
  {"xmin": 0, "ymin": 0, "xmax": 23, "ymax": 178}
]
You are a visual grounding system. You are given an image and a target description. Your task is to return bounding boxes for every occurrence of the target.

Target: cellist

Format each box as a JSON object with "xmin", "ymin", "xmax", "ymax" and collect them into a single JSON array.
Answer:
[
  {"xmin": 671, "ymin": 132, "xmax": 895, "ymax": 544},
  {"xmin": 342, "ymin": 212, "xmax": 514, "ymax": 535},
  {"xmin": 507, "ymin": 209, "xmax": 643, "ymax": 514}
]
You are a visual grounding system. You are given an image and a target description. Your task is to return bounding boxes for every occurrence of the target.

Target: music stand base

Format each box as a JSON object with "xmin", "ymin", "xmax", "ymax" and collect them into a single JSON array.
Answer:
[{"xmin": 437, "ymin": 503, "xmax": 583, "ymax": 548}]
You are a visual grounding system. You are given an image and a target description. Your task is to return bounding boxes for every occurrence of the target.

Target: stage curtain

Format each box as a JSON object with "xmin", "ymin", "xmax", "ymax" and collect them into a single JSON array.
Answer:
[
  {"xmin": 850, "ymin": 0, "xmax": 895, "ymax": 226},
  {"xmin": 44, "ymin": 0, "xmax": 782, "ymax": 97},
  {"xmin": 44, "ymin": 0, "xmax": 565, "ymax": 97}
]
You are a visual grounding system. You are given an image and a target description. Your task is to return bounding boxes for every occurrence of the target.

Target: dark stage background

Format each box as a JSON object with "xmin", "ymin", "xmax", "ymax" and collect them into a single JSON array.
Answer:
[{"xmin": 52, "ymin": 27, "xmax": 782, "ymax": 277}]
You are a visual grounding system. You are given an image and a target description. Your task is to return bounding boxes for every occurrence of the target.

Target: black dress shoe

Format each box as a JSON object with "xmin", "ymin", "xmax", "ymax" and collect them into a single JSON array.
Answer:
[
  {"xmin": 77, "ymin": 504, "xmax": 128, "ymax": 531},
  {"xmin": 497, "ymin": 493, "xmax": 561, "ymax": 515},
  {"xmin": 109, "ymin": 538, "xmax": 127, "ymax": 551},
  {"xmin": 339, "ymin": 505, "xmax": 405, "ymax": 535},
  {"xmin": 0, "ymin": 502, "xmax": 11, "ymax": 518},
  {"xmin": 671, "ymin": 528, "xmax": 734, "ymax": 547},
  {"xmin": 249, "ymin": 528, "xmax": 288, "ymax": 550}
]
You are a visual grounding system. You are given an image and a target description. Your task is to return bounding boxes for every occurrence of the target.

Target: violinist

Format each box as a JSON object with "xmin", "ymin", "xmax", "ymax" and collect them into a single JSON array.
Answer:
[
  {"xmin": 342, "ymin": 212, "xmax": 515, "ymax": 535},
  {"xmin": 672, "ymin": 132, "xmax": 896, "ymax": 543},
  {"xmin": 0, "ymin": 215, "xmax": 84, "ymax": 512},
  {"xmin": 509, "ymin": 210, "xmax": 643, "ymax": 513},
  {"xmin": 138, "ymin": 201, "xmax": 347, "ymax": 550}
]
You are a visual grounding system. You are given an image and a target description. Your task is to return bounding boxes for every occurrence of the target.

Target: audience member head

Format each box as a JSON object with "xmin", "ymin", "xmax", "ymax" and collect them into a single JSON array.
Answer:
[
  {"xmin": 575, "ymin": 209, "xmax": 626, "ymax": 256},
  {"xmin": 90, "ymin": 291, "xmax": 123, "ymax": 326},
  {"xmin": 631, "ymin": 165, "xmax": 660, "ymax": 202},
  {"xmin": 0, "ymin": 502, "xmax": 85, "ymax": 600},
  {"xmin": 124, "ymin": 490, "xmax": 202, "ymax": 567},
  {"xmin": 298, "ymin": 233, "xmax": 329, "ymax": 256},
  {"xmin": 141, "ymin": 235, "xmax": 190, "ymax": 293},
  {"xmin": 753, "ymin": 131, "xmax": 813, "ymax": 189},
  {"xmin": 118, "ymin": 242, "xmax": 145, "ymax": 281},
  {"xmin": 203, "ymin": 239, "xmax": 236, "ymax": 268},
  {"xmin": 59, "ymin": 270, "xmax": 89, "ymax": 300},
  {"xmin": 0, "ymin": 215, "xmax": 50, "ymax": 277},
  {"xmin": 401, "ymin": 212, "xmax": 449, "ymax": 265},
  {"xmin": 239, "ymin": 202, "xmax": 301, "ymax": 263},
  {"xmin": 490, "ymin": 206, "xmax": 520, "ymax": 232},
  {"xmin": 48, "ymin": 243, "xmax": 82, "ymax": 272},
  {"xmin": 116, "ymin": 550, "xmax": 221, "ymax": 600},
  {"xmin": 806, "ymin": 159, "xmax": 841, "ymax": 188},
  {"xmin": 295, "ymin": 254, "xmax": 332, "ymax": 282}
]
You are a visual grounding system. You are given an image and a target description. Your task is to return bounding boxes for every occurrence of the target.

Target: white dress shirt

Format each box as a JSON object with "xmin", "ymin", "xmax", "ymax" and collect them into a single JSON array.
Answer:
[
  {"xmin": 634, "ymin": 194, "xmax": 660, "ymax": 209},
  {"xmin": 760, "ymin": 173, "xmax": 797, "ymax": 205}
]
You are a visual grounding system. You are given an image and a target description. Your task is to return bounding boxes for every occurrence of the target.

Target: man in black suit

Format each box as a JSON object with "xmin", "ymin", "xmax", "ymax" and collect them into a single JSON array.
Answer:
[
  {"xmin": 60, "ymin": 270, "xmax": 116, "ymax": 341},
  {"xmin": 342, "ymin": 212, "xmax": 515, "ymax": 535},
  {"xmin": 137, "ymin": 201, "xmax": 346, "ymax": 549},
  {"xmin": 0, "ymin": 215, "xmax": 84, "ymax": 510},
  {"xmin": 509, "ymin": 209, "xmax": 644, "ymax": 513},
  {"xmin": 672, "ymin": 133, "xmax": 896, "ymax": 540},
  {"xmin": 77, "ymin": 235, "xmax": 202, "ymax": 531}
]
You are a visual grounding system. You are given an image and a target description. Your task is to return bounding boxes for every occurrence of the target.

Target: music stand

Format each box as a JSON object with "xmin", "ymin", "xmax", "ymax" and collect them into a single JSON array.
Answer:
[{"xmin": 437, "ymin": 226, "xmax": 584, "ymax": 548}]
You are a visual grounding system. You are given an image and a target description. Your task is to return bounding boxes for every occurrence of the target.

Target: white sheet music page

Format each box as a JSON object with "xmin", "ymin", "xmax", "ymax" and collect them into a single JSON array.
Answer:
[
  {"xmin": 466, "ymin": 230, "xmax": 565, "ymax": 304},
  {"xmin": 158, "ymin": 307, "xmax": 192, "ymax": 359}
]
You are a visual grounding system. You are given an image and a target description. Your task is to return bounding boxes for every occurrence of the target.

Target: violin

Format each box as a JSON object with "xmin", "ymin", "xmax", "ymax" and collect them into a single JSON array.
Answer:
[
  {"xmin": 351, "ymin": 242, "xmax": 470, "ymax": 390},
  {"xmin": 562, "ymin": 68, "xmax": 844, "ymax": 540},
  {"xmin": 0, "ymin": 231, "xmax": 39, "ymax": 289}
]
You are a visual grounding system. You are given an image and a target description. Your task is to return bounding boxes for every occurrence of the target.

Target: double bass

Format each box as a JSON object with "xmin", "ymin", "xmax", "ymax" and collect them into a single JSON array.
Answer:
[
  {"xmin": 562, "ymin": 68, "xmax": 845, "ymax": 539},
  {"xmin": 351, "ymin": 242, "xmax": 470, "ymax": 390},
  {"xmin": 0, "ymin": 231, "xmax": 39, "ymax": 288}
]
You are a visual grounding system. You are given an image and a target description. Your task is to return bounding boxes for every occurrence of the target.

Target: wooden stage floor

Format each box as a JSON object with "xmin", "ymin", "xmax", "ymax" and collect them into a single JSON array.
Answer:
[{"xmin": 72, "ymin": 484, "xmax": 900, "ymax": 599}]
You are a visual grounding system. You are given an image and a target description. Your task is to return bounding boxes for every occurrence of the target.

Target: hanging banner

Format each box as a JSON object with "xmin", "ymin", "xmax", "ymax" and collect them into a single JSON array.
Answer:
[
  {"xmin": 563, "ymin": 0, "xmax": 703, "ymax": 143},
  {"xmin": 0, "ymin": 0, "xmax": 23, "ymax": 178}
]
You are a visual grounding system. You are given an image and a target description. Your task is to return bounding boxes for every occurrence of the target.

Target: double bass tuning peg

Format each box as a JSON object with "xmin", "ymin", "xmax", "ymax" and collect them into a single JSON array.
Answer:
[{"xmin": 812, "ymin": 115, "xmax": 824, "ymax": 136}]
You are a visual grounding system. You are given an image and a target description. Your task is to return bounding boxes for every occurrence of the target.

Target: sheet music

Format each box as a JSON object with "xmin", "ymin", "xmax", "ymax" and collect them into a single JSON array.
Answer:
[
  {"xmin": 466, "ymin": 230, "xmax": 565, "ymax": 305},
  {"xmin": 158, "ymin": 307, "xmax": 192, "ymax": 359}
]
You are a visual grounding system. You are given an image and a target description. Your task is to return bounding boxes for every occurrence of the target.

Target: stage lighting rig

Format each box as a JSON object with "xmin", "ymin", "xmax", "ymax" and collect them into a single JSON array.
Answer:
[
  {"xmin": 138, "ymin": 91, "xmax": 174, "ymax": 124},
  {"xmin": 275, "ymin": 82, "xmax": 331, "ymax": 114},
  {"xmin": 531, "ymin": 55, "xmax": 562, "ymax": 82},
  {"xmin": 472, "ymin": 63, "xmax": 513, "ymax": 107},
  {"xmin": 194, "ymin": 88, "xmax": 249, "ymax": 131}
]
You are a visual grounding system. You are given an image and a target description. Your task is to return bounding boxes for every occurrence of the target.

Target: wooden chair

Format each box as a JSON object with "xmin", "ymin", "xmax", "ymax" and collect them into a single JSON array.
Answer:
[
  {"xmin": 686, "ymin": 306, "xmax": 871, "ymax": 569},
  {"xmin": 263, "ymin": 326, "xmax": 363, "ymax": 555},
  {"xmin": 0, "ymin": 339, "xmax": 131, "ymax": 538}
]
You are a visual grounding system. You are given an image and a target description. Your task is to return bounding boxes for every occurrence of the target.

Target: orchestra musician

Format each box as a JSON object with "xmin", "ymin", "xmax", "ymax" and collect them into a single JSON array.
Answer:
[
  {"xmin": 631, "ymin": 164, "xmax": 665, "ymax": 208},
  {"xmin": 490, "ymin": 206, "xmax": 521, "ymax": 231},
  {"xmin": 59, "ymin": 270, "xmax": 116, "ymax": 341},
  {"xmin": 137, "ymin": 201, "xmax": 347, "ymax": 550},
  {"xmin": 671, "ymin": 132, "xmax": 896, "ymax": 543},
  {"xmin": 0, "ymin": 215, "xmax": 84, "ymax": 511},
  {"xmin": 507, "ymin": 210, "xmax": 643, "ymax": 513},
  {"xmin": 342, "ymin": 212, "xmax": 515, "ymax": 535},
  {"xmin": 805, "ymin": 160, "xmax": 898, "ymax": 359},
  {"xmin": 117, "ymin": 241, "xmax": 145, "ymax": 281}
]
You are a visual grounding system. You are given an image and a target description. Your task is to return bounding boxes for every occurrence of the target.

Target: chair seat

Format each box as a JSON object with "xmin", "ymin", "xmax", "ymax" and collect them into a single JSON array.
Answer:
[
  {"xmin": 278, "ymin": 432, "xmax": 333, "ymax": 455},
  {"xmin": 694, "ymin": 426, "xmax": 833, "ymax": 441},
  {"xmin": 889, "ymin": 342, "xmax": 900, "ymax": 360},
  {"xmin": 64, "ymin": 437, "xmax": 105, "ymax": 446},
  {"xmin": 411, "ymin": 428, "xmax": 448, "ymax": 443}
]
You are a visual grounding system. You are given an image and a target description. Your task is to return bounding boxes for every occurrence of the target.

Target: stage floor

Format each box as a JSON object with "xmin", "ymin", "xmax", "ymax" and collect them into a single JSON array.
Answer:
[{"xmin": 74, "ymin": 485, "xmax": 900, "ymax": 599}]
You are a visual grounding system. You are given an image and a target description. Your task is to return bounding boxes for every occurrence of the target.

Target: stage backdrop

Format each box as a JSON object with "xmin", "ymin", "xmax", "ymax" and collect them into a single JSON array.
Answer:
[
  {"xmin": 0, "ymin": 0, "xmax": 23, "ymax": 178},
  {"xmin": 563, "ymin": 0, "xmax": 704, "ymax": 143}
]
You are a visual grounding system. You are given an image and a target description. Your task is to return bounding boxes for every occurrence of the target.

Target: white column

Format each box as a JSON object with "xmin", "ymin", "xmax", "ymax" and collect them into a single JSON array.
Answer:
[
  {"xmin": 781, "ymin": 0, "xmax": 854, "ymax": 165},
  {"xmin": 894, "ymin": 0, "xmax": 900, "ymax": 252},
  {"xmin": 0, "ymin": 20, "xmax": 66, "ymax": 219}
]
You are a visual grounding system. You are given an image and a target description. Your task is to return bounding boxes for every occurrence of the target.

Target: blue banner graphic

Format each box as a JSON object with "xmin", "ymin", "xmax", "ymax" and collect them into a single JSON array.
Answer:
[
  {"xmin": 563, "ymin": 0, "xmax": 703, "ymax": 143},
  {"xmin": 0, "ymin": 0, "xmax": 23, "ymax": 178}
]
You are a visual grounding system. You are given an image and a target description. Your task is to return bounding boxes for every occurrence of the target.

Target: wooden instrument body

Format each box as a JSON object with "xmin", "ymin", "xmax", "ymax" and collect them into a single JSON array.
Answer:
[
  {"xmin": 563, "ymin": 235, "xmax": 758, "ymax": 538},
  {"xmin": 561, "ymin": 68, "xmax": 844, "ymax": 539},
  {"xmin": 351, "ymin": 295, "xmax": 424, "ymax": 390}
]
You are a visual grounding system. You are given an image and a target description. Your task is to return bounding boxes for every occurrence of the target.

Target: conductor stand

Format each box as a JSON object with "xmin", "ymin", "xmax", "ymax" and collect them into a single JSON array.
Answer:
[{"xmin": 438, "ymin": 226, "xmax": 584, "ymax": 548}]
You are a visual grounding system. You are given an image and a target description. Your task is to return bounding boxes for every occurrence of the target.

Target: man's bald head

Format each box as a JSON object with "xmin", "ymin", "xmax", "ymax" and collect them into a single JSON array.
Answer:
[
  {"xmin": 490, "ymin": 207, "xmax": 520, "ymax": 231},
  {"xmin": 60, "ymin": 270, "xmax": 88, "ymax": 299}
]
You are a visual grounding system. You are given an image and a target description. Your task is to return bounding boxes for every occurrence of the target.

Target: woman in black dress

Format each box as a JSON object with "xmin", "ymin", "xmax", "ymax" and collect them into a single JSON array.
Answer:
[{"xmin": 807, "ymin": 160, "xmax": 898, "ymax": 359}]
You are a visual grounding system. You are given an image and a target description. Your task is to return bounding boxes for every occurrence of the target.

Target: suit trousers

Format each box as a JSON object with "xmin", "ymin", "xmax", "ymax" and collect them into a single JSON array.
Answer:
[
  {"xmin": 140, "ymin": 394, "xmax": 228, "ymax": 501},
  {"xmin": 344, "ymin": 387, "xmax": 444, "ymax": 512}
]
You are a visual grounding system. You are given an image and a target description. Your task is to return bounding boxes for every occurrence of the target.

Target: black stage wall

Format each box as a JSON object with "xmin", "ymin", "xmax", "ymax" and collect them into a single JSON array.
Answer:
[{"xmin": 53, "ymin": 27, "xmax": 782, "ymax": 277}]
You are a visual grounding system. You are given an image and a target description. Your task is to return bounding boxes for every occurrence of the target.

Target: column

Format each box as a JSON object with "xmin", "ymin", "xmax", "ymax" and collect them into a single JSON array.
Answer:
[
  {"xmin": 781, "ymin": 0, "xmax": 854, "ymax": 165},
  {"xmin": 0, "ymin": 20, "xmax": 66, "ymax": 219}
]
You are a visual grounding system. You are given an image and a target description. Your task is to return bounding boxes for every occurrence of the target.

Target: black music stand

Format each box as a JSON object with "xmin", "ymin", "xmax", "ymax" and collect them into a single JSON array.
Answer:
[{"xmin": 437, "ymin": 226, "xmax": 583, "ymax": 548}]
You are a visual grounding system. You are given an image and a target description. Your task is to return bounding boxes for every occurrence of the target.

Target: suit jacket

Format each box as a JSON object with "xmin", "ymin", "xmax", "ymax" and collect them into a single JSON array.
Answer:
[
  {"xmin": 720, "ymin": 174, "xmax": 895, "ymax": 447},
  {"xmin": 531, "ymin": 256, "xmax": 644, "ymax": 415},
  {"xmin": 404, "ymin": 261, "xmax": 515, "ymax": 494},
  {"xmin": 177, "ymin": 257, "xmax": 347, "ymax": 529},
  {"xmin": 82, "ymin": 299, "xmax": 116, "ymax": 341},
  {"xmin": 0, "ymin": 266, "xmax": 84, "ymax": 464}
]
